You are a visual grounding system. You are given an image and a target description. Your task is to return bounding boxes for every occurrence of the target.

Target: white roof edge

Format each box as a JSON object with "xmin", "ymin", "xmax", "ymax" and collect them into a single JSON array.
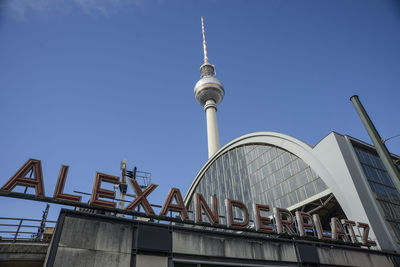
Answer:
[{"xmin": 184, "ymin": 131, "xmax": 320, "ymax": 205}]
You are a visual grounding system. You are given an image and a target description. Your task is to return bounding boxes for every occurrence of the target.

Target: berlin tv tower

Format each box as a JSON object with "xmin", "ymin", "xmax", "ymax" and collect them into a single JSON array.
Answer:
[{"xmin": 194, "ymin": 17, "xmax": 225, "ymax": 158}]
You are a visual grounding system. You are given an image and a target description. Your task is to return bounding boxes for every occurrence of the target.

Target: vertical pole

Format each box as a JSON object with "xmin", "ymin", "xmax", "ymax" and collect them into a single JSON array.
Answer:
[
  {"xmin": 119, "ymin": 160, "xmax": 127, "ymax": 217},
  {"xmin": 350, "ymin": 95, "xmax": 400, "ymax": 193},
  {"xmin": 14, "ymin": 219, "xmax": 23, "ymax": 242}
]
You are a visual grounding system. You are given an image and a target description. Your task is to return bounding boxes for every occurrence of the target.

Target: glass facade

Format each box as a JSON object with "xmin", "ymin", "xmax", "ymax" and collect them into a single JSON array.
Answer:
[
  {"xmin": 353, "ymin": 145, "xmax": 400, "ymax": 242},
  {"xmin": 189, "ymin": 144, "xmax": 328, "ymax": 224}
]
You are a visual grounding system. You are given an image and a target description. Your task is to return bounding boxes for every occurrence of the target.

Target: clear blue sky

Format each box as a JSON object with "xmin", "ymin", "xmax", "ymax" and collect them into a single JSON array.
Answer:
[{"xmin": 1, "ymin": 0, "xmax": 400, "ymax": 221}]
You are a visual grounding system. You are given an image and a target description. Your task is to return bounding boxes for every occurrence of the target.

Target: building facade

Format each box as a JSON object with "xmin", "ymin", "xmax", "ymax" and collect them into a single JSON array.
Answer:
[
  {"xmin": 42, "ymin": 209, "xmax": 400, "ymax": 267},
  {"xmin": 184, "ymin": 131, "xmax": 400, "ymax": 253}
]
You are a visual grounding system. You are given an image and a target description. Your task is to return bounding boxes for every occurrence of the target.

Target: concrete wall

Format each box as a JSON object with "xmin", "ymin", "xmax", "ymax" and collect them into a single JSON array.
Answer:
[
  {"xmin": 135, "ymin": 255, "xmax": 168, "ymax": 267},
  {"xmin": 173, "ymin": 229, "xmax": 398, "ymax": 267},
  {"xmin": 0, "ymin": 242, "xmax": 48, "ymax": 267},
  {"xmin": 173, "ymin": 230, "xmax": 297, "ymax": 263},
  {"xmin": 45, "ymin": 211, "xmax": 133, "ymax": 267},
  {"xmin": 317, "ymin": 246, "xmax": 395, "ymax": 267},
  {"xmin": 44, "ymin": 209, "xmax": 400, "ymax": 267}
]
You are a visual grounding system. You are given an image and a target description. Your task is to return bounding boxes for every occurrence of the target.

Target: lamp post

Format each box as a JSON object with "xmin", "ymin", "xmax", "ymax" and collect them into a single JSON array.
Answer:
[{"xmin": 350, "ymin": 95, "xmax": 400, "ymax": 193}]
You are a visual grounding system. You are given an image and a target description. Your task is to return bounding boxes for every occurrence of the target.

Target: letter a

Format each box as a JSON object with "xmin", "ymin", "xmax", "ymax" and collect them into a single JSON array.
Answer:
[
  {"xmin": 1, "ymin": 159, "xmax": 45, "ymax": 197},
  {"xmin": 160, "ymin": 188, "xmax": 189, "ymax": 221}
]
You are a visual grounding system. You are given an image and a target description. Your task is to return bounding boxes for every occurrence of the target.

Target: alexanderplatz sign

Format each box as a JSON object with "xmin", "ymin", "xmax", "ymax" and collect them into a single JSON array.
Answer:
[{"xmin": 0, "ymin": 159, "xmax": 376, "ymax": 247}]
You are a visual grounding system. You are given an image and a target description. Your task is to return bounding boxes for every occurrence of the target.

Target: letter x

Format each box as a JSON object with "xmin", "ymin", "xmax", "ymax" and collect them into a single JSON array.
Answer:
[{"xmin": 126, "ymin": 179, "xmax": 157, "ymax": 215}]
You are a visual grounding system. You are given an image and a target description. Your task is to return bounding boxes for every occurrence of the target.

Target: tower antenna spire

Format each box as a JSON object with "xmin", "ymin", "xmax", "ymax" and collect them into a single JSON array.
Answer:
[{"xmin": 201, "ymin": 16, "xmax": 209, "ymax": 64}]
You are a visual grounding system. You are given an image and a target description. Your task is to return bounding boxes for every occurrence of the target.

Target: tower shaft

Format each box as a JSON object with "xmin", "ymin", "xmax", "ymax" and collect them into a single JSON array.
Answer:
[{"xmin": 205, "ymin": 99, "xmax": 220, "ymax": 157}]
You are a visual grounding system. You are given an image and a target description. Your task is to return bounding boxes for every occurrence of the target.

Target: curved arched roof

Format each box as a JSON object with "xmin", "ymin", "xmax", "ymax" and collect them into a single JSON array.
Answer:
[{"xmin": 184, "ymin": 131, "xmax": 336, "ymax": 205}]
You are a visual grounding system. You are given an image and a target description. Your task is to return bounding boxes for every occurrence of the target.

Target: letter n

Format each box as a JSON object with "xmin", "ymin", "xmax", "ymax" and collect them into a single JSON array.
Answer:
[{"xmin": 194, "ymin": 193, "xmax": 219, "ymax": 225}]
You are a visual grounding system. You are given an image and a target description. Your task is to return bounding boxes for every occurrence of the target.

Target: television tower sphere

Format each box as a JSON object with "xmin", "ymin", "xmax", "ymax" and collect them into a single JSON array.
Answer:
[{"xmin": 194, "ymin": 63, "xmax": 225, "ymax": 106}]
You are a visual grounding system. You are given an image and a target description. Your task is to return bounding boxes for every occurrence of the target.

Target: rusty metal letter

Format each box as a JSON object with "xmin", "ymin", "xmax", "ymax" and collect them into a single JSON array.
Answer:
[
  {"xmin": 53, "ymin": 165, "xmax": 82, "ymax": 203},
  {"xmin": 273, "ymin": 207, "xmax": 295, "ymax": 235},
  {"xmin": 313, "ymin": 214, "xmax": 331, "ymax": 240},
  {"xmin": 295, "ymin": 211, "xmax": 314, "ymax": 237},
  {"xmin": 1, "ymin": 159, "xmax": 45, "ymax": 197},
  {"xmin": 90, "ymin": 172, "xmax": 119, "ymax": 208},
  {"xmin": 253, "ymin": 203, "xmax": 273, "ymax": 232},
  {"xmin": 225, "ymin": 199, "xmax": 249, "ymax": 229},
  {"xmin": 357, "ymin": 222, "xmax": 377, "ymax": 246},
  {"xmin": 341, "ymin": 219, "xmax": 359, "ymax": 244},
  {"xmin": 331, "ymin": 217, "xmax": 350, "ymax": 242},
  {"xmin": 160, "ymin": 188, "xmax": 189, "ymax": 220},
  {"xmin": 126, "ymin": 179, "xmax": 157, "ymax": 215},
  {"xmin": 194, "ymin": 193, "xmax": 219, "ymax": 225}
]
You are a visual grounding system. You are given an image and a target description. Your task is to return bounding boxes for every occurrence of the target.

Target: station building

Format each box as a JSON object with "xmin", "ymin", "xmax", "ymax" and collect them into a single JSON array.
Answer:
[
  {"xmin": 3, "ymin": 132, "xmax": 400, "ymax": 267},
  {"xmin": 184, "ymin": 131, "xmax": 400, "ymax": 254},
  {"xmin": 41, "ymin": 131, "xmax": 400, "ymax": 267}
]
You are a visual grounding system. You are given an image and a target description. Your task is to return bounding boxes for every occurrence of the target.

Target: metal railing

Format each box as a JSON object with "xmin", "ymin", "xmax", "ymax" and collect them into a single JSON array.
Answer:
[{"xmin": 0, "ymin": 217, "xmax": 57, "ymax": 242}]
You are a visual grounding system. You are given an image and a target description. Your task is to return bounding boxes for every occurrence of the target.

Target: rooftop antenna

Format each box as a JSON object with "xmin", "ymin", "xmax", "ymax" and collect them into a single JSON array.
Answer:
[
  {"xmin": 34, "ymin": 203, "xmax": 49, "ymax": 241},
  {"xmin": 201, "ymin": 16, "xmax": 209, "ymax": 64},
  {"xmin": 118, "ymin": 159, "xmax": 128, "ymax": 216}
]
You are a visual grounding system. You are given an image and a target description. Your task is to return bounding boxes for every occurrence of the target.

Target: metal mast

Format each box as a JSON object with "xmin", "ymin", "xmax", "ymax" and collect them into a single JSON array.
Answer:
[
  {"xmin": 118, "ymin": 159, "xmax": 128, "ymax": 217},
  {"xmin": 194, "ymin": 17, "xmax": 225, "ymax": 158},
  {"xmin": 201, "ymin": 16, "xmax": 209, "ymax": 64},
  {"xmin": 350, "ymin": 95, "xmax": 400, "ymax": 193}
]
